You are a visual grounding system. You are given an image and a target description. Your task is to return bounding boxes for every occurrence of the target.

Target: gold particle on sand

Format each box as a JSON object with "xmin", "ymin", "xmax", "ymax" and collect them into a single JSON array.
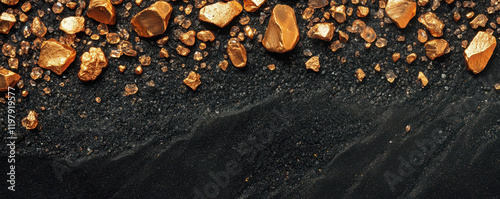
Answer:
[
  {"xmin": 183, "ymin": 71, "xmax": 201, "ymax": 90},
  {"xmin": 305, "ymin": 56, "xmax": 320, "ymax": 72},
  {"xmin": 21, "ymin": 111, "xmax": 39, "ymax": 130}
]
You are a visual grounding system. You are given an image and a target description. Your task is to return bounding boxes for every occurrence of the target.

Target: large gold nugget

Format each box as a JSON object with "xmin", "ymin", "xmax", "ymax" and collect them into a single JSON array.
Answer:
[
  {"xmin": 199, "ymin": 1, "xmax": 243, "ymax": 28},
  {"xmin": 87, "ymin": 0, "xmax": 116, "ymax": 25},
  {"xmin": 385, "ymin": 0, "xmax": 416, "ymax": 28},
  {"xmin": 464, "ymin": 31, "xmax": 497, "ymax": 74},
  {"xmin": 0, "ymin": 68, "xmax": 20, "ymax": 92},
  {"xmin": 131, "ymin": 1, "xmax": 173, "ymax": 38},
  {"xmin": 262, "ymin": 4, "xmax": 299, "ymax": 53},
  {"xmin": 38, "ymin": 39, "xmax": 77, "ymax": 75},
  {"xmin": 78, "ymin": 47, "xmax": 108, "ymax": 81}
]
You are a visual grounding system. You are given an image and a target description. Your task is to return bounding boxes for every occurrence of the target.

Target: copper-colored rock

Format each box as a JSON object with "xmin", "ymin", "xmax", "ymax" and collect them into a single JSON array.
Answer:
[
  {"xmin": 0, "ymin": 68, "xmax": 20, "ymax": 92},
  {"xmin": 59, "ymin": 16, "xmax": 85, "ymax": 34},
  {"xmin": 418, "ymin": 12, "xmax": 444, "ymax": 37},
  {"xmin": 0, "ymin": 12, "xmax": 16, "ymax": 34},
  {"xmin": 418, "ymin": 71, "xmax": 428, "ymax": 87},
  {"xmin": 417, "ymin": 29, "xmax": 428, "ymax": 43},
  {"xmin": 227, "ymin": 38, "xmax": 247, "ymax": 68},
  {"xmin": 331, "ymin": 5, "xmax": 347, "ymax": 23},
  {"xmin": 339, "ymin": 30, "xmax": 349, "ymax": 42},
  {"xmin": 244, "ymin": 0, "xmax": 266, "ymax": 12},
  {"xmin": 183, "ymin": 71, "xmax": 201, "ymax": 90},
  {"xmin": 425, "ymin": 39, "xmax": 449, "ymax": 60},
  {"xmin": 392, "ymin": 53, "xmax": 401, "ymax": 62},
  {"xmin": 470, "ymin": 14, "xmax": 488, "ymax": 29},
  {"xmin": 87, "ymin": 0, "xmax": 116, "ymax": 25},
  {"xmin": 1, "ymin": 0, "xmax": 18, "ymax": 5},
  {"xmin": 31, "ymin": 17, "xmax": 47, "ymax": 37},
  {"xmin": 196, "ymin": 30, "xmax": 215, "ymax": 42},
  {"xmin": 307, "ymin": 23, "xmax": 335, "ymax": 41},
  {"xmin": 356, "ymin": 68, "xmax": 366, "ymax": 82},
  {"xmin": 406, "ymin": 53, "xmax": 417, "ymax": 64},
  {"xmin": 309, "ymin": 0, "xmax": 329, "ymax": 8},
  {"xmin": 305, "ymin": 56, "xmax": 320, "ymax": 72},
  {"xmin": 464, "ymin": 31, "xmax": 496, "ymax": 74},
  {"xmin": 131, "ymin": 1, "xmax": 173, "ymax": 37},
  {"xmin": 262, "ymin": 4, "xmax": 299, "ymax": 53},
  {"xmin": 357, "ymin": 6, "xmax": 370, "ymax": 18},
  {"xmin": 21, "ymin": 111, "xmax": 38, "ymax": 130},
  {"xmin": 180, "ymin": 30, "xmax": 196, "ymax": 46},
  {"xmin": 199, "ymin": 1, "xmax": 243, "ymax": 28},
  {"xmin": 360, "ymin": 26, "xmax": 377, "ymax": 43},
  {"xmin": 176, "ymin": 45, "xmax": 190, "ymax": 56},
  {"xmin": 78, "ymin": 47, "xmax": 108, "ymax": 81},
  {"xmin": 38, "ymin": 39, "xmax": 77, "ymax": 75},
  {"xmin": 385, "ymin": 0, "xmax": 416, "ymax": 28}
]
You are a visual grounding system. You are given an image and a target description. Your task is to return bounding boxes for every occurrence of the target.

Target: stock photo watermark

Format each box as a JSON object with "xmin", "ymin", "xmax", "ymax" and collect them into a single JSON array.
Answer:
[
  {"xmin": 193, "ymin": 107, "xmax": 296, "ymax": 199},
  {"xmin": 6, "ymin": 87, "xmax": 17, "ymax": 191}
]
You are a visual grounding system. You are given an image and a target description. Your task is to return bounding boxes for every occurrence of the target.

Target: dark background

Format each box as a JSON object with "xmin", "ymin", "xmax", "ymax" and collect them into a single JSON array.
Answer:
[{"xmin": 1, "ymin": 0, "xmax": 500, "ymax": 198}]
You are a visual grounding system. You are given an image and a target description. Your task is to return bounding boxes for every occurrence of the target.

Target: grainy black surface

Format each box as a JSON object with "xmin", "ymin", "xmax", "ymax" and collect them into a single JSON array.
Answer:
[{"xmin": 1, "ymin": 0, "xmax": 500, "ymax": 198}]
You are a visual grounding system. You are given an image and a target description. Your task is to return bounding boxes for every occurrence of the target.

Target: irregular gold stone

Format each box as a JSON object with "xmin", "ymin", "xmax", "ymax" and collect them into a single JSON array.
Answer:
[
  {"xmin": 59, "ymin": 16, "xmax": 85, "ymax": 34},
  {"xmin": 357, "ymin": 6, "xmax": 370, "ymax": 18},
  {"xmin": 0, "ymin": 12, "xmax": 16, "ymax": 34},
  {"xmin": 38, "ymin": 39, "xmax": 77, "ymax": 75},
  {"xmin": 425, "ymin": 39, "xmax": 449, "ymax": 60},
  {"xmin": 418, "ymin": 12, "xmax": 444, "ymax": 37},
  {"xmin": 180, "ymin": 30, "xmax": 196, "ymax": 46},
  {"xmin": 339, "ymin": 30, "xmax": 349, "ymax": 42},
  {"xmin": 406, "ymin": 53, "xmax": 417, "ymax": 64},
  {"xmin": 227, "ymin": 38, "xmax": 247, "ymax": 68},
  {"xmin": 176, "ymin": 45, "xmax": 190, "ymax": 56},
  {"xmin": 87, "ymin": 0, "xmax": 116, "ymax": 25},
  {"xmin": 418, "ymin": 71, "xmax": 428, "ymax": 87},
  {"xmin": 386, "ymin": 70, "xmax": 397, "ymax": 83},
  {"xmin": 331, "ymin": 5, "xmax": 347, "ymax": 23},
  {"xmin": 360, "ymin": 26, "xmax": 377, "ymax": 43},
  {"xmin": 244, "ymin": 26, "xmax": 256, "ymax": 39},
  {"xmin": 417, "ymin": 29, "xmax": 428, "ymax": 43},
  {"xmin": 131, "ymin": 1, "xmax": 172, "ymax": 38},
  {"xmin": 1, "ymin": 0, "xmax": 18, "ymax": 5},
  {"xmin": 199, "ymin": 1, "xmax": 243, "ymax": 28},
  {"xmin": 392, "ymin": 53, "xmax": 400, "ymax": 62},
  {"xmin": 0, "ymin": 68, "xmax": 20, "ymax": 92},
  {"xmin": 196, "ymin": 30, "xmax": 215, "ymax": 42},
  {"xmin": 219, "ymin": 60, "xmax": 229, "ymax": 71},
  {"xmin": 184, "ymin": 71, "xmax": 201, "ymax": 90},
  {"xmin": 262, "ymin": 4, "xmax": 299, "ymax": 53},
  {"xmin": 356, "ymin": 68, "xmax": 365, "ymax": 82},
  {"xmin": 307, "ymin": 22, "xmax": 335, "ymax": 41},
  {"xmin": 21, "ymin": 111, "xmax": 38, "ymax": 130},
  {"xmin": 470, "ymin": 14, "xmax": 488, "ymax": 29},
  {"xmin": 244, "ymin": 0, "xmax": 266, "ymax": 12},
  {"xmin": 309, "ymin": 0, "xmax": 329, "ymax": 8},
  {"xmin": 124, "ymin": 84, "xmax": 138, "ymax": 96},
  {"xmin": 305, "ymin": 56, "xmax": 320, "ymax": 72},
  {"xmin": 31, "ymin": 17, "xmax": 47, "ymax": 37},
  {"xmin": 78, "ymin": 47, "xmax": 108, "ymax": 81},
  {"xmin": 464, "ymin": 31, "xmax": 496, "ymax": 74},
  {"xmin": 385, "ymin": 0, "xmax": 416, "ymax": 28}
]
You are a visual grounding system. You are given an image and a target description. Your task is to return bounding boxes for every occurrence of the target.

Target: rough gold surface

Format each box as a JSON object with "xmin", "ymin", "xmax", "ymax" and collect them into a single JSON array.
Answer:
[
  {"xmin": 227, "ymin": 38, "xmax": 247, "ymax": 68},
  {"xmin": 470, "ymin": 14, "xmax": 488, "ymax": 29},
  {"xmin": 418, "ymin": 71, "xmax": 428, "ymax": 87},
  {"xmin": 464, "ymin": 31, "xmax": 496, "ymax": 74},
  {"xmin": 38, "ymin": 39, "xmax": 77, "ymax": 75},
  {"xmin": 131, "ymin": 1, "xmax": 172, "ymax": 37},
  {"xmin": 331, "ymin": 5, "xmax": 347, "ymax": 23},
  {"xmin": 262, "ymin": 4, "xmax": 299, "ymax": 53},
  {"xmin": 31, "ymin": 17, "xmax": 47, "ymax": 37},
  {"xmin": 180, "ymin": 30, "xmax": 196, "ymax": 46},
  {"xmin": 87, "ymin": 0, "xmax": 116, "ymax": 25},
  {"xmin": 244, "ymin": 0, "xmax": 266, "ymax": 12},
  {"xmin": 357, "ymin": 6, "xmax": 370, "ymax": 18},
  {"xmin": 309, "ymin": 0, "xmax": 329, "ymax": 8},
  {"xmin": 59, "ymin": 16, "xmax": 85, "ymax": 34},
  {"xmin": 184, "ymin": 71, "xmax": 201, "ymax": 90},
  {"xmin": 418, "ymin": 12, "xmax": 444, "ymax": 37},
  {"xmin": 305, "ymin": 56, "xmax": 320, "ymax": 72},
  {"xmin": 356, "ymin": 68, "xmax": 365, "ymax": 82},
  {"xmin": 0, "ymin": 68, "xmax": 20, "ymax": 92},
  {"xmin": 385, "ymin": 0, "xmax": 416, "ymax": 28},
  {"xmin": 78, "ymin": 47, "xmax": 108, "ymax": 81},
  {"xmin": 307, "ymin": 23, "xmax": 335, "ymax": 41},
  {"xmin": 1, "ymin": 0, "xmax": 18, "ymax": 5},
  {"xmin": 176, "ymin": 45, "xmax": 190, "ymax": 56},
  {"xmin": 196, "ymin": 30, "xmax": 215, "ymax": 42},
  {"xmin": 406, "ymin": 53, "xmax": 417, "ymax": 64},
  {"xmin": 0, "ymin": 12, "xmax": 16, "ymax": 34},
  {"xmin": 360, "ymin": 26, "xmax": 377, "ymax": 43},
  {"xmin": 21, "ymin": 111, "xmax": 38, "ymax": 130},
  {"xmin": 425, "ymin": 39, "xmax": 449, "ymax": 60},
  {"xmin": 199, "ymin": 1, "xmax": 243, "ymax": 28}
]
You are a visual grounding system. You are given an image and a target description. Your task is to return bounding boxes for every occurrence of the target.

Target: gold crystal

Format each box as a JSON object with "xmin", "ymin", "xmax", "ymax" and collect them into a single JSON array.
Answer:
[
  {"xmin": 309, "ymin": 0, "xmax": 329, "ymax": 8},
  {"xmin": 464, "ymin": 31, "xmax": 496, "ymax": 74},
  {"xmin": 357, "ymin": 6, "xmax": 369, "ymax": 18},
  {"xmin": 385, "ymin": 0, "xmax": 416, "ymax": 28},
  {"xmin": 307, "ymin": 22, "xmax": 335, "ymax": 41},
  {"xmin": 356, "ymin": 68, "xmax": 365, "ymax": 82},
  {"xmin": 331, "ymin": 5, "xmax": 347, "ymax": 23},
  {"xmin": 184, "ymin": 71, "xmax": 201, "ymax": 90},
  {"xmin": 78, "ymin": 47, "xmax": 107, "ymax": 81},
  {"xmin": 199, "ymin": 1, "xmax": 243, "ymax": 28},
  {"xmin": 130, "ymin": 1, "xmax": 173, "ymax": 37},
  {"xmin": 0, "ymin": 68, "xmax": 20, "ymax": 92},
  {"xmin": 1, "ymin": 0, "xmax": 18, "ymax": 5},
  {"xmin": 305, "ymin": 56, "xmax": 320, "ymax": 72},
  {"xmin": 87, "ymin": 0, "xmax": 116, "ymax": 25},
  {"xmin": 360, "ymin": 26, "xmax": 377, "ymax": 43},
  {"xmin": 38, "ymin": 39, "xmax": 76, "ymax": 75},
  {"xmin": 418, "ymin": 71, "xmax": 428, "ymax": 87},
  {"xmin": 425, "ymin": 39, "xmax": 449, "ymax": 60},
  {"xmin": 417, "ymin": 29, "xmax": 428, "ymax": 43},
  {"xmin": 176, "ymin": 45, "xmax": 190, "ymax": 56},
  {"xmin": 196, "ymin": 30, "xmax": 215, "ymax": 42},
  {"xmin": 262, "ymin": 4, "xmax": 300, "ymax": 53},
  {"xmin": 406, "ymin": 53, "xmax": 417, "ymax": 64},
  {"xmin": 418, "ymin": 12, "xmax": 444, "ymax": 37},
  {"xmin": 470, "ymin": 14, "xmax": 488, "ymax": 29}
]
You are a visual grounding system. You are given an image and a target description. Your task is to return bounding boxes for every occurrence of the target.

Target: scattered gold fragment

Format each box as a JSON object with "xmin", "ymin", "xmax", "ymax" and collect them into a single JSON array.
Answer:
[
  {"xmin": 38, "ymin": 39, "xmax": 77, "ymax": 75},
  {"xmin": 425, "ymin": 39, "xmax": 449, "ymax": 60},
  {"xmin": 31, "ymin": 17, "xmax": 47, "ymax": 37},
  {"xmin": 135, "ymin": 65, "xmax": 143, "ymax": 75},
  {"xmin": 21, "ymin": 111, "xmax": 38, "ymax": 130},
  {"xmin": 87, "ymin": 0, "xmax": 116, "ymax": 25},
  {"xmin": 60, "ymin": 17, "xmax": 85, "ymax": 34},
  {"xmin": 106, "ymin": 33, "xmax": 120, "ymax": 44},
  {"xmin": 268, "ymin": 64, "xmax": 276, "ymax": 70},
  {"xmin": 244, "ymin": 0, "xmax": 266, "ymax": 12},
  {"xmin": 302, "ymin": 7, "xmax": 314, "ymax": 20},
  {"xmin": 95, "ymin": 97, "xmax": 101, "ymax": 103},
  {"xmin": 417, "ymin": 29, "xmax": 428, "ymax": 43},
  {"xmin": 22, "ymin": 91, "xmax": 28, "ymax": 97},
  {"xmin": 453, "ymin": 12, "xmax": 460, "ymax": 22},
  {"xmin": 184, "ymin": 71, "xmax": 201, "ymax": 90},
  {"xmin": 360, "ymin": 26, "xmax": 377, "ymax": 43},
  {"xmin": 307, "ymin": 23, "xmax": 335, "ymax": 41},
  {"xmin": 0, "ymin": 12, "xmax": 16, "ymax": 34},
  {"xmin": 244, "ymin": 26, "xmax": 257, "ymax": 39},
  {"xmin": 219, "ymin": 60, "xmax": 229, "ymax": 71},
  {"xmin": 375, "ymin": 38, "xmax": 387, "ymax": 48},
  {"xmin": 31, "ymin": 67, "xmax": 43, "ymax": 80},
  {"xmin": 339, "ymin": 31, "xmax": 349, "ymax": 42},
  {"xmin": 495, "ymin": 83, "xmax": 500, "ymax": 90},
  {"xmin": 131, "ymin": 1, "xmax": 173, "ymax": 37},
  {"xmin": 331, "ymin": 5, "xmax": 347, "ymax": 23},
  {"xmin": 199, "ymin": 1, "xmax": 243, "ymax": 28},
  {"xmin": 227, "ymin": 38, "xmax": 247, "ymax": 68},
  {"xmin": 330, "ymin": 40, "xmax": 345, "ymax": 52},
  {"xmin": 385, "ymin": 0, "xmax": 416, "ymax": 28},
  {"xmin": 374, "ymin": 63, "xmax": 381, "ymax": 72},
  {"xmin": 386, "ymin": 70, "xmax": 397, "ymax": 83},
  {"xmin": 118, "ymin": 65, "xmax": 126, "ymax": 73},
  {"xmin": 356, "ymin": 68, "xmax": 365, "ymax": 82},
  {"xmin": 124, "ymin": 84, "xmax": 138, "ymax": 96},
  {"xmin": 357, "ymin": 6, "xmax": 370, "ymax": 18},
  {"xmin": 139, "ymin": 55, "xmax": 151, "ymax": 66},
  {"xmin": 0, "ymin": 68, "xmax": 20, "ymax": 92},
  {"xmin": 406, "ymin": 53, "xmax": 417, "ymax": 64},
  {"xmin": 262, "ymin": 4, "xmax": 300, "ymax": 53},
  {"xmin": 78, "ymin": 47, "xmax": 108, "ymax": 81},
  {"xmin": 21, "ymin": 1, "xmax": 31, "ymax": 12},
  {"xmin": 196, "ymin": 30, "xmax": 215, "ymax": 42},
  {"xmin": 418, "ymin": 12, "xmax": 444, "ymax": 37},
  {"xmin": 305, "ymin": 56, "xmax": 320, "ymax": 72},
  {"xmin": 392, "ymin": 53, "xmax": 400, "ymax": 62},
  {"xmin": 156, "ymin": 36, "xmax": 169, "ymax": 45},
  {"xmin": 418, "ymin": 71, "xmax": 428, "ymax": 87},
  {"xmin": 194, "ymin": 51, "xmax": 203, "ymax": 61},
  {"xmin": 176, "ymin": 45, "xmax": 190, "ymax": 56},
  {"xmin": 464, "ymin": 31, "xmax": 496, "ymax": 74},
  {"xmin": 160, "ymin": 48, "xmax": 170, "ymax": 58},
  {"xmin": 180, "ymin": 30, "xmax": 196, "ymax": 46},
  {"xmin": 470, "ymin": 14, "xmax": 488, "ymax": 29},
  {"xmin": 466, "ymin": 12, "xmax": 474, "ymax": 19},
  {"xmin": 309, "ymin": 0, "xmax": 329, "ymax": 8},
  {"xmin": 1, "ymin": 0, "xmax": 18, "ymax": 5}
]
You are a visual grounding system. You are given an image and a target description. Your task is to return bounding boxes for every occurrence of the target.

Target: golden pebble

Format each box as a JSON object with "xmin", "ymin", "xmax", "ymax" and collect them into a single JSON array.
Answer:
[
  {"xmin": 418, "ymin": 71, "xmax": 428, "ymax": 87},
  {"xmin": 386, "ymin": 70, "xmax": 397, "ymax": 83},
  {"xmin": 307, "ymin": 22, "xmax": 335, "ymax": 41},
  {"xmin": 360, "ymin": 26, "xmax": 377, "ymax": 43},
  {"xmin": 406, "ymin": 53, "xmax": 417, "ymax": 64},
  {"xmin": 199, "ymin": 1, "xmax": 243, "ymax": 28},
  {"xmin": 262, "ymin": 4, "xmax": 299, "ymax": 53},
  {"xmin": 339, "ymin": 31, "xmax": 349, "ymax": 42},
  {"xmin": 176, "ymin": 45, "xmax": 190, "ymax": 56},
  {"xmin": 0, "ymin": 68, "xmax": 20, "ymax": 92},
  {"xmin": 22, "ymin": 90, "xmax": 28, "ymax": 97},
  {"xmin": 357, "ymin": 6, "xmax": 370, "ymax": 18},
  {"xmin": 0, "ymin": 12, "xmax": 16, "ymax": 34},
  {"xmin": 417, "ymin": 29, "xmax": 428, "ymax": 43},
  {"xmin": 418, "ymin": 12, "xmax": 444, "ymax": 37},
  {"xmin": 183, "ymin": 71, "xmax": 201, "ymax": 90},
  {"xmin": 244, "ymin": 26, "xmax": 256, "ymax": 39},
  {"xmin": 31, "ymin": 17, "xmax": 47, "ymax": 37},
  {"xmin": 374, "ymin": 63, "xmax": 381, "ymax": 72},
  {"xmin": 180, "ymin": 30, "xmax": 196, "ymax": 46},
  {"xmin": 124, "ymin": 84, "xmax": 138, "ymax": 96},
  {"xmin": 106, "ymin": 33, "xmax": 121, "ymax": 44},
  {"xmin": 87, "ymin": 0, "xmax": 116, "ymax": 25},
  {"xmin": 425, "ymin": 39, "xmax": 449, "ymax": 60},
  {"xmin": 219, "ymin": 60, "xmax": 229, "ymax": 71},
  {"xmin": 1, "ymin": 0, "xmax": 18, "ymax": 5},
  {"xmin": 385, "ymin": 0, "xmax": 416, "ymax": 28},
  {"xmin": 243, "ymin": 0, "xmax": 266, "ymax": 12},
  {"xmin": 305, "ymin": 56, "xmax": 320, "ymax": 72},
  {"xmin": 392, "ymin": 53, "xmax": 400, "ymax": 62},
  {"xmin": 268, "ymin": 64, "xmax": 276, "ymax": 70},
  {"xmin": 38, "ymin": 39, "xmax": 77, "ymax": 75},
  {"xmin": 309, "ymin": 0, "xmax": 329, "ymax": 8},
  {"xmin": 356, "ymin": 68, "xmax": 365, "ymax": 82},
  {"xmin": 79, "ymin": 47, "xmax": 108, "ymax": 81},
  {"xmin": 375, "ymin": 38, "xmax": 387, "ymax": 48},
  {"xmin": 160, "ymin": 48, "xmax": 170, "ymax": 58},
  {"xmin": 470, "ymin": 14, "xmax": 488, "ymax": 29},
  {"xmin": 21, "ymin": 111, "xmax": 38, "ymax": 130},
  {"xmin": 118, "ymin": 65, "xmax": 126, "ymax": 73},
  {"xmin": 227, "ymin": 38, "xmax": 247, "ymax": 68},
  {"xmin": 131, "ymin": 1, "xmax": 173, "ymax": 37},
  {"xmin": 331, "ymin": 5, "xmax": 347, "ymax": 23},
  {"xmin": 60, "ymin": 16, "xmax": 85, "ymax": 34},
  {"xmin": 196, "ymin": 30, "xmax": 215, "ymax": 42},
  {"xmin": 135, "ymin": 65, "xmax": 143, "ymax": 75},
  {"xmin": 464, "ymin": 31, "xmax": 496, "ymax": 74}
]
